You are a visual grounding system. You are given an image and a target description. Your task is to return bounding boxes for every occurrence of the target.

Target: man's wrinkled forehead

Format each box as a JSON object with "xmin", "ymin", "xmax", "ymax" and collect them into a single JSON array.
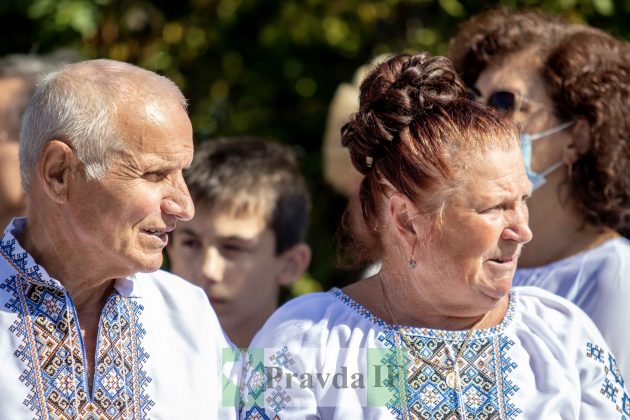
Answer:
[{"xmin": 114, "ymin": 99, "xmax": 192, "ymax": 151}]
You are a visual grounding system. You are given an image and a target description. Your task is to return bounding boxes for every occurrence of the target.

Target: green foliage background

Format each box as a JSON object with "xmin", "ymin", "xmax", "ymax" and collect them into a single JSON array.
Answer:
[{"xmin": 2, "ymin": 0, "xmax": 629, "ymax": 293}]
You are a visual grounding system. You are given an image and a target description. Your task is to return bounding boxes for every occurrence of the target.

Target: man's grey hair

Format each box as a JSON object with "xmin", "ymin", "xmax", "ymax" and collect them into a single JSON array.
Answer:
[{"xmin": 19, "ymin": 59, "xmax": 188, "ymax": 188}]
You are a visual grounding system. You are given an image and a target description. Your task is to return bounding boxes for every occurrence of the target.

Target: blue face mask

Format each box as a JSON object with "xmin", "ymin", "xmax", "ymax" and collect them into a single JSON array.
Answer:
[{"xmin": 520, "ymin": 121, "xmax": 575, "ymax": 191}]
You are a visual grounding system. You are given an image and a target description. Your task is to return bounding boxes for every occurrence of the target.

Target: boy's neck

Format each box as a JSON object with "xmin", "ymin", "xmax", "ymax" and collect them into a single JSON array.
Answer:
[{"xmin": 225, "ymin": 303, "xmax": 278, "ymax": 349}]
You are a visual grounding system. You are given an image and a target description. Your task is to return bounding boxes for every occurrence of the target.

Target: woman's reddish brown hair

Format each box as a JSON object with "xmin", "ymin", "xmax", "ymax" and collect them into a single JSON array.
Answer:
[{"xmin": 337, "ymin": 52, "xmax": 518, "ymax": 268}]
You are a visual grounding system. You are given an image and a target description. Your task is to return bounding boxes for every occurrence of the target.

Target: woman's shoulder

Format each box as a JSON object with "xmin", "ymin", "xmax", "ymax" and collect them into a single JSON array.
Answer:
[
  {"xmin": 249, "ymin": 288, "xmax": 385, "ymax": 349},
  {"xmin": 520, "ymin": 236, "xmax": 630, "ymax": 276},
  {"xmin": 513, "ymin": 286, "xmax": 602, "ymax": 339},
  {"xmin": 603, "ymin": 236, "xmax": 630, "ymax": 274},
  {"xmin": 515, "ymin": 286, "xmax": 590, "ymax": 316},
  {"xmin": 575, "ymin": 236, "xmax": 630, "ymax": 275},
  {"xmin": 515, "ymin": 237, "xmax": 630, "ymax": 299}
]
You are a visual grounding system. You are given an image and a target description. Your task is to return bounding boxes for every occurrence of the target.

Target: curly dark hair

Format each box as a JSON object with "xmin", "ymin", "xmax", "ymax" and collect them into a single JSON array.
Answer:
[
  {"xmin": 449, "ymin": 8, "xmax": 630, "ymax": 236},
  {"xmin": 338, "ymin": 52, "xmax": 518, "ymax": 267}
]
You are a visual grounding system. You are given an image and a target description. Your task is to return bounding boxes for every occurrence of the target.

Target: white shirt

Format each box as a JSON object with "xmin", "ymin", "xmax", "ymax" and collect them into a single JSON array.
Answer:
[
  {"xmin": 240, "ymin": 286, "xmax": 629, "ymax": 419},
  {"xmin": 0, "ymin": 218, "xmax": 240, "ymax": 419},
  {"xmin": 514, "ymin": 237, "xmax": 630, "ymax": 383}
]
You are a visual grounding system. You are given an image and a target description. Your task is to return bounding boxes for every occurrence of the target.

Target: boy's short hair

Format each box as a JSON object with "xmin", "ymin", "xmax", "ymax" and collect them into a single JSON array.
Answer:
[{"xmin": 185, "ymin": 137, "xmax": 311, "ymax": 254}]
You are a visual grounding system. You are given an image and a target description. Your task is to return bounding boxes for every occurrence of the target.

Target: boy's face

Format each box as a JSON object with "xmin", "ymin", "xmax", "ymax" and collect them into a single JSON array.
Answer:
[{"xmin": 167, "ymin": 203, "xmax": 282, "ymax": 331}]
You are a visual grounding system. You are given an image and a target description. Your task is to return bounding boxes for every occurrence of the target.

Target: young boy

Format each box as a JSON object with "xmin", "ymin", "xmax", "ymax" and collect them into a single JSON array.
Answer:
[{"xmin": 167, "ymin": 137, "xmax": 312, "ymax": 348}]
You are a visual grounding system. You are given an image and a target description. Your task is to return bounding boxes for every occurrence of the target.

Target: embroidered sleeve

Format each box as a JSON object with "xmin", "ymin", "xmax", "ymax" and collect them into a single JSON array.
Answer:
[
  {"xmin": 239, "ymin": 345, "xmax": 318, "ymax": 420},
  {"xmin": 583, "ymin": 341, "xmax": 630, "ymax": 418}
]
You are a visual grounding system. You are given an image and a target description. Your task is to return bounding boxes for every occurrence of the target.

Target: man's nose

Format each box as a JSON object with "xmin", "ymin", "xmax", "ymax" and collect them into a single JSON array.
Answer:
[{"xmin": 162, "ymin": 175, "xmax": 195, "ymax": 221}]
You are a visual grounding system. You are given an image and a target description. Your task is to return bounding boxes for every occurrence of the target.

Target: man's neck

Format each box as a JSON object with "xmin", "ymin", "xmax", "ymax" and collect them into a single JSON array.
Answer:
[{"xmin": 18, "ymin": 214, "xmax": 116, "ymax": 310}]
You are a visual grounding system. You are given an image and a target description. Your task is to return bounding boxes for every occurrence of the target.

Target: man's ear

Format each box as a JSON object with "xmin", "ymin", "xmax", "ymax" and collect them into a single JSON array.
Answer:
[
  {"xmin": 276, "ymin": 243, "xmax": 312, "ymax": 287},
  {"xmin": 38, "ymin": 140, "xmax": 76, "ymax": 203},
  {"xmin": 564, "ymin": 118, "xmax": 591, "ymax": 165}
]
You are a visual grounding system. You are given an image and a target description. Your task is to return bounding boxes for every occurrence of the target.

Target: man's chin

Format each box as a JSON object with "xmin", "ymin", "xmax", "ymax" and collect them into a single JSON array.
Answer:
[{"xmin": 132, "ymin": 254, "xmax": 164, "ymax": 274}]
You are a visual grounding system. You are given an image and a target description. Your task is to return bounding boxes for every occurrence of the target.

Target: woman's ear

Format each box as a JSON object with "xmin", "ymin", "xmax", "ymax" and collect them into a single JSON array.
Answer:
[
  {"xmin": 564, "ymin": 118, "xmax": 591, "ymax": 165},
  {"xmin": 388, "ymin": 192, "xmax": 422, "ymax": 253},
  {"xmin": 276, "ymin": 243, "xmax": 312, "ymax": 287}
]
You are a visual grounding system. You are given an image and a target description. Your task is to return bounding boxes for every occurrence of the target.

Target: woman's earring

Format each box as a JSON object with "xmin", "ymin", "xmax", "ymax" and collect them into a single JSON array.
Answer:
[{"xmin": 408, "ymin": 239, "xmax": 417, "ymax": 269}]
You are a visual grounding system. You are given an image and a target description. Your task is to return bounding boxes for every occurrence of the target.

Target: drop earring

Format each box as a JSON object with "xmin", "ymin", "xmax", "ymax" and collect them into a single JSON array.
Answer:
[{"xmin": 408, "ymin": 239, "xmax": 417, "ymax": 269}]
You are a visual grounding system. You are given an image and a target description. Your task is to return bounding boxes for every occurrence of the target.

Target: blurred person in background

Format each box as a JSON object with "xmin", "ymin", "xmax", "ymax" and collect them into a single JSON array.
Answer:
[
  {"xmin": 322, "ymin": 55, "xmax": 390, "ymax": 278},
  {"xmin": 450, "ymin": 8, "xmax": 630, "ymax": 382},
  {"xmin": 322, "ymin": 61, "xmax": 371, "ymax": 199},
  {"xmin": 0, "ymin": 51, "xmax": 74, "ymax": 228},
  {"xmin": 167, "ymin": 137, "xmax": 312, "ymax": 348}
]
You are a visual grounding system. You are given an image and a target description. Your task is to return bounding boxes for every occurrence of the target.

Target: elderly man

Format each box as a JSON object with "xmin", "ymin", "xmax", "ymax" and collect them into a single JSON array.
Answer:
[{"xmin": 0, "ymin": 59, "xmax": 238, "ymax": 419}]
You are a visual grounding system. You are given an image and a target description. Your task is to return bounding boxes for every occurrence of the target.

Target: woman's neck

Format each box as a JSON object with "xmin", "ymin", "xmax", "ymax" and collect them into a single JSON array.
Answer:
[
  {"xmin": 519, "ymin": 175, "xmax": 620, "ymax": 267},
  {"xmin": 344, "ymin": 275, "xmax": 509, "ymax": 331},
  {"xmin": 520, "ymin": 222, "xmax": 619, "ymax": 268}
]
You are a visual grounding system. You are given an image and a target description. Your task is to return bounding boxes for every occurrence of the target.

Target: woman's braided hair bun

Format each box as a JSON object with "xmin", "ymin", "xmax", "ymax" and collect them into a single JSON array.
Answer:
[
  {"xmin": 336, "ymin": 52, "xmax": 516, "ymax": 269},
  {"xmin": 341, "ymin": 52, "xmax": 466, "ymax": 174}
]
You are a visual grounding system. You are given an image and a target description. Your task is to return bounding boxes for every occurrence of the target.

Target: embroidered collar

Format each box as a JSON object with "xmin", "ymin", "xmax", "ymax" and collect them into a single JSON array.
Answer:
[
  {"xmin": 0, "ymin": 218, "xmax": 142, "ymax": 298},
  {"xmin": 328, "ymin": 286, "xmax": 518, "ymax": 340}
]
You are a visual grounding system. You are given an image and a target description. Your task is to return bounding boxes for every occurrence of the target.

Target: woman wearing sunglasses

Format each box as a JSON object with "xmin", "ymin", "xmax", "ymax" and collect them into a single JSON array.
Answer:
[{"xmin": 450, "ymin": 9, "xmax": 630, "ymax": 383}]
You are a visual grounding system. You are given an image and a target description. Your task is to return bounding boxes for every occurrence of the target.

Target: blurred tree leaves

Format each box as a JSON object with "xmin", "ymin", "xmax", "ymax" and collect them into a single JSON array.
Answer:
[{"xmin": 2, "ymin": 0, "xmax": 629, "ymax": 290}]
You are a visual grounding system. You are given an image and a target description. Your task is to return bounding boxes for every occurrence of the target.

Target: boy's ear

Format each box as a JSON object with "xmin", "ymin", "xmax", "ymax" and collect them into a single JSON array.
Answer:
[{"xmin": 276, "ymin": 243, "xmax": 312, "ymax": 287}]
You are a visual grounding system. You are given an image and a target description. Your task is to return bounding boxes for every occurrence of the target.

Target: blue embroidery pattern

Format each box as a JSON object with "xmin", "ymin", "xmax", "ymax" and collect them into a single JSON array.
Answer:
[
  {"xmin": 269, "ymin": 347, "xmax": 295, "ymax": 370},
  {"xmin": 241, "ymin": 290, "xmax": 522, "ymax": 419},
  {"xmin": 332, "ymin": 288, "xmax": 522, "ymax": 419},
  {"xmin": 265, "ymin": 347, "xmax": 293, "ymax": 414},
  {"xmin": 242, "ymin": 352, "xmax": 268, "ymax": 403},
  {"xmin": 587, "ymin": 342, "xmax": 605, "ymax": 363},
  {"xmin": 0, "ymin": 232, "xmax": 154, "ymax": 419},
  {"xmin": 586, "ymin": 341, "xmax": 629, "ymax": 417},
  {"xmin": 267, "ymin": 385, "xmax": 291, "ymax": 414},
  {"xmin": 377, "ymin": 330, "xmax": 521, "ymax": 419},
  {"xmin": 241, "ymin": 347, "xmax": 289, "ymax": 420},
  {"xmin": 242, "ymin": 406, "xmax": 272, "ymax": 420}
]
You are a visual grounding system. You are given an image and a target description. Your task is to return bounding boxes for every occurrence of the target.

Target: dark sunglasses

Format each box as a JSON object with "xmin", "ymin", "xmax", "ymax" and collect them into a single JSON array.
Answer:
[{"xmin": 466, "ymin": 87, "xmax": 530, "ymax": 115}]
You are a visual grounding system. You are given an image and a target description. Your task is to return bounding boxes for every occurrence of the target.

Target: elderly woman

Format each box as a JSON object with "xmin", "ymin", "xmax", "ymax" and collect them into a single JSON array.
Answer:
[
  {"xmin": 449, "ymin": 9, "xmax": 630, "ymax": 383},
  {"xmin": 240, "ymin": 53, "xmax": 627, "ymax": 419}
]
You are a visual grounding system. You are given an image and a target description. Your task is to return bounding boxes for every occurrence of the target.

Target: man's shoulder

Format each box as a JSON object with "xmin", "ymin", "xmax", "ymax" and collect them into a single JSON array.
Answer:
[
  {"xmin": 130, "ymin": 270, "xmax": 216, "ymax": 319},
  {"xmin": 134, "ymin": 269, "xmax": 207, "ymax": 299},
  {"xmin": 132, "ymin": 270, "xmax": 234, "ymax": 345}
]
